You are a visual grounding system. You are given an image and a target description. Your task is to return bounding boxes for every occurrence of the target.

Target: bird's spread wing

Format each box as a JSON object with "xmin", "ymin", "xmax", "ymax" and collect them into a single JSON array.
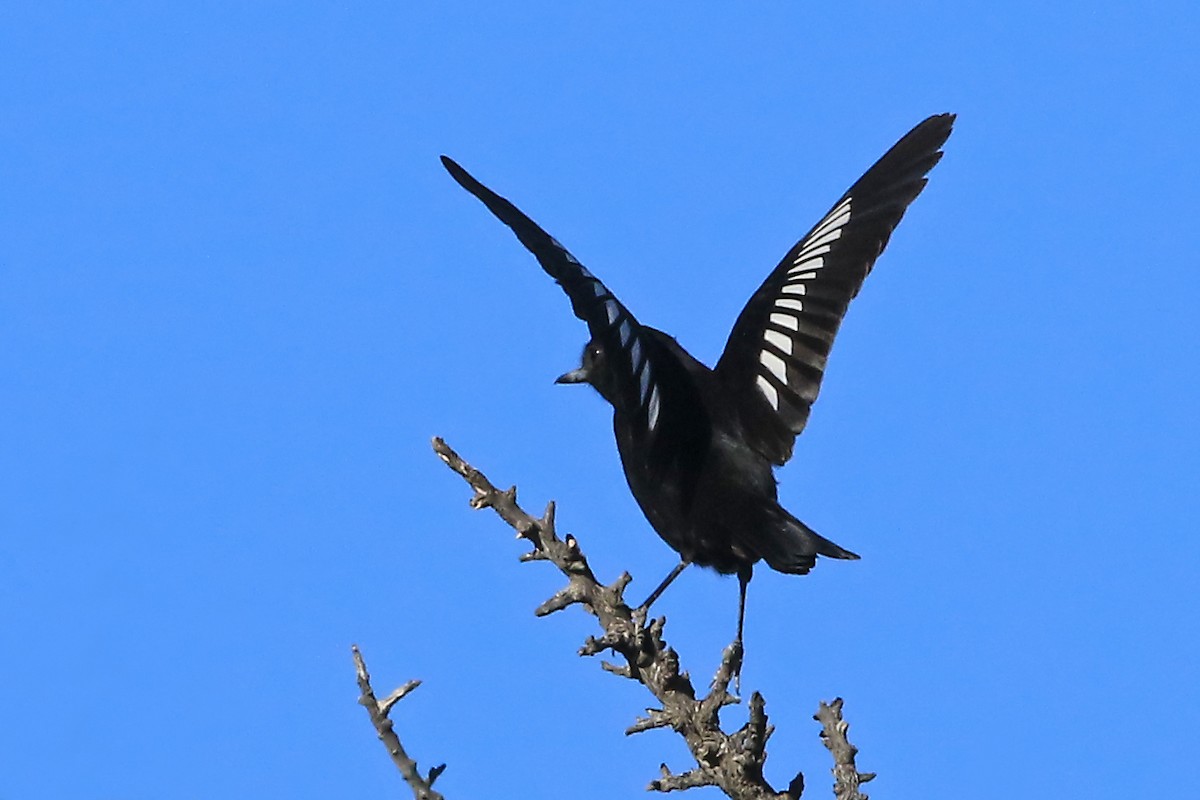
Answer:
[
  {"xmin": 714, "ymin": 114, "xmax": 955, "ymax": 464},
  {"xmin": 441, "ymin": 156, "xmax": 668, "ymax": 433}
]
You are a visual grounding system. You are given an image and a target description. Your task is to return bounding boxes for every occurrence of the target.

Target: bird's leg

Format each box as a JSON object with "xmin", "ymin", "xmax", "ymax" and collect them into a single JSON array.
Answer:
[
  {"xmin": 636, "ymin": 559, "xmax": 690, "ymax": 616},
  {"xmin": 736, "ymin": 566, "xmax": 749, "ymax": 653},
  {"xmin": 733, "ymin": 565, "xmax": 751, "ymax": 691}
]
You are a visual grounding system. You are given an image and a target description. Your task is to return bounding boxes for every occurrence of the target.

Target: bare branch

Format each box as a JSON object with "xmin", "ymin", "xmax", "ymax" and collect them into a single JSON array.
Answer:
[
  {"xmin": 650, "ymin": 763, "xmax": 721, "ymax": 792},
  {"xmin": 353, "ymin": 438, "xmax": 874, "ymax": 799},
  {"xmin": 352, "ymin": 645, "xmax": 445, "ymax": 800},
  {"xmin": 815, "ymin": 698, "xmax": 875, "ymax": 800},
  {"xmin": 431, "ymin": 437, "xmax": 808, "ymax": 799}
]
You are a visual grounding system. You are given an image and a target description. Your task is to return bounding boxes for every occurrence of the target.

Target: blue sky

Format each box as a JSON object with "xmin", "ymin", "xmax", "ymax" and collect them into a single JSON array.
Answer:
[{"xmin": 2, "ymin": 2, "xmax": 1197, "ymax": 798}]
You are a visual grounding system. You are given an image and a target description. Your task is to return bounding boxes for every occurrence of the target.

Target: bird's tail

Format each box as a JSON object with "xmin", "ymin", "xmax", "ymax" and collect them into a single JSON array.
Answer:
[{"xmin": 758, "ymin": 507, "xmax": 860, "ymax": 575}]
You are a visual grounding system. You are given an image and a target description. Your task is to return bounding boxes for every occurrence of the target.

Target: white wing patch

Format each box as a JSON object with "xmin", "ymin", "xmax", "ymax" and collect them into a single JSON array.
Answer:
[
  {"xmin": 647, "ymin": 386, "xmax": 661, "ymax": 430},
  {"xmin": 760, "ymin": 350, "xmax": 787, "ymax": 383},
  {"xmin": 756, "ymin": 375, "xmax": 779, "ymax": 410},
  {"xmin": 752, "ymin": 195, "xmax": 853, "ymax": 411},
  {"xmin": 608, "ymin": 311, "xmax": 661, "ymax": 433},
  {"xmin": 550, "ymin": 236, "xmax": 585, "ymax": 267},
  {"xmin": 634, "ymin": 353, "xmax": 661, "ymax": 431},
  {"xmin": 764, "ymin": 330, "xmax": 792, "ymax": 354},
  {"xmin": 789, "ymin": 244, "xmax": 833, "ymax": 267},
  {"xmin": 770, "ymin": 312, "xmax": 799, "ymax": 330},
  {"xmin": 802, "ymin": 197, "xmax": 852, "ymax": 251},
  {"xmin": 522, "ymin": 212, "xmax": 671, "ymax": 436},
  {"xmin": 619, "ymin": 320, "xmax": 632, "ymax": 346},
  {"xmin": 604, "ymin": 299, "xmax": 620, "ymax": 324}
]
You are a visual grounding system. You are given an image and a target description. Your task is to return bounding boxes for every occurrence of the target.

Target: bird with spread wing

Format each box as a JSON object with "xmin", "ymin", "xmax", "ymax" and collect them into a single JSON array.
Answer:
[{"xmin": 442, "ymin": 113, "xmax": 954, "ymax": 662}]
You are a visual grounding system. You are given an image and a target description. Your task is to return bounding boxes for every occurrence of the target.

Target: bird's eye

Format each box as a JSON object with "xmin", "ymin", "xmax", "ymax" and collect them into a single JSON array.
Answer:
[{"xmin": 590, "ymin": 346, "xmax": 602, "ymax": 358}]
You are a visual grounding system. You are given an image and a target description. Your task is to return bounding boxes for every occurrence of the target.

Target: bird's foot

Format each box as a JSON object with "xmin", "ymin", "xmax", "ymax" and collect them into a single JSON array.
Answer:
[
  {"xmin": 729, "ymin": 638, "xmax": 744, "ymax": 695},
  {"xmin": 630, "ymin": 603, "xmax": 650, "ymax": 630}
]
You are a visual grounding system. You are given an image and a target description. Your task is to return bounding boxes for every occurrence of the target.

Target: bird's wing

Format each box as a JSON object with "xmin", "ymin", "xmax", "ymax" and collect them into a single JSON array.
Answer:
[
  {"xmin": 714, "ymin": 114, "xmax": 955, "ymax": 464},
  {"xmin": 442, "ymin": 156, "xmax": 669, "ymax": 432}
]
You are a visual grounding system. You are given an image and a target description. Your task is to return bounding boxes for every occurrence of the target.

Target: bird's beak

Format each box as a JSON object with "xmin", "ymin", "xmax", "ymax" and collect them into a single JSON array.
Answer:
[{"xmin": 555, "ymin": 367, "xmax": 589, "ymax": 385}]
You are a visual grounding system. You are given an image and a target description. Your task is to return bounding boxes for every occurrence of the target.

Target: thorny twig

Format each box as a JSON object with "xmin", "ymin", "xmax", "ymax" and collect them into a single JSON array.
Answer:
[
  {"xmin": 354, "ymin": 438, "xmax": 873, "ymax": 799},
  {"xmin": 353, "ymin": 645, "xmax": 446, "ymax": 800},
  {"xmin": 815, "ymin": 698, "xmax": 876, "ymax": 800}
]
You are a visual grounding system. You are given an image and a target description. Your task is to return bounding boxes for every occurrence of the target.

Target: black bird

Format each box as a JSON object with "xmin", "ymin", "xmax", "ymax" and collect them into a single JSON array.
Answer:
[{"xmin": 442, "ymin": 114, "xmax": 953, "ymax": 651}]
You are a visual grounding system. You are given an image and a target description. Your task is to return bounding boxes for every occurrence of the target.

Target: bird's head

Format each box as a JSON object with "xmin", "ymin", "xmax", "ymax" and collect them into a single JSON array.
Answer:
[{"xmin": 555, "ymin": 339, "xmax": 621, "ymax": 405}]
